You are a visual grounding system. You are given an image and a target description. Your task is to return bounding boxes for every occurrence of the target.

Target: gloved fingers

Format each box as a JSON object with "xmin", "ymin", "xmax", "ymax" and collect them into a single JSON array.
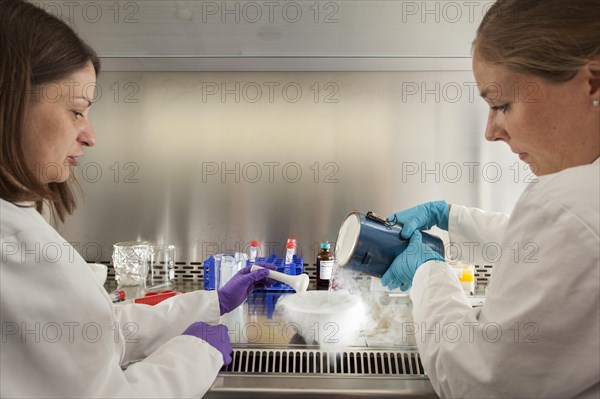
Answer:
[
  {"xmin": 387, "ymin": 272, "xmax": 405, "ymax": 291},
  {"xmin": 403, "ymin": 231, "xmax": 424, "ymax": 267},
  {"xmin": 406, "ymin": 211, "xmax": 430, "ymax": 238},
  {"xmin": 233, "ymin": 266, "xmax": 271, "ymax": 283},
  {"xmin": 246, "ymin": 267, "xmax": 271, "ymax": 282},
  {"xmin": 386, "ymin": 280, "xmax": 400, "ymax": 291},
  {"xmin": 253, "ymin": 261, "xmax": 277, "ymax": 271},
  {"xmin": 381, "ymin": 253, "xmax": 404, "ymax": 288},
  {"xmin": 399, "ymin": 220, "xmax": 420, "ymax": 239},
  {"xmin": 254, "ymin": 277, "xmax": 277, "ymax": 290},
  {"xmin": 409, "ymin": 230, "xmax": 424, "ymax": 245},
  {"xmin": 236, "ymin": 265, "xmax": 253, "ymax": 275},
  {"xmin": 399, "ymin": 281, "xmax": 412, "ymax": 292},
  {"xmin": 386, "ymin": 245, "xmax": 420, "ymax": 290},
  {"xmin": 251, "ymin": 277, "xmax": 277, "ymax": 291},
  {"xmin": 389, "ymin": 211, "xmax": 416, "ymax": 239},
  {"xmin": 381, "ymin": 267, "xmax": 395, "ymax": 288},
  {"xmin": 388, "ymin": 207, "xmax": 414, "ymax": 224},
  {"xmin": 391, "ymin": 206, "xmax": 428, "ymax": 238},
  {"xmin": 263, "ymin": 277, "xmax": 278, "ymax": 286}
]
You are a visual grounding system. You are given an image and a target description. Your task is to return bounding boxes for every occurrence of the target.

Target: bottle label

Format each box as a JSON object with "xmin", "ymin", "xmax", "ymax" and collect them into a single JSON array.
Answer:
[{"xmin": 319, "ymin": 260, "xmax": 335, "ymax": 280}]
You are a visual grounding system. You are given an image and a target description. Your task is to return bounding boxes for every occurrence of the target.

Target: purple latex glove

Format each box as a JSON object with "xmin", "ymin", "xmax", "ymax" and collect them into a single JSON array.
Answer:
[
  {"xmin": 182, "ymin": 322, "xmax": 232, "ymax": 365},
  {"xmin": 217, "ymin": 261, "xmax": 276, "ymax": 315}
]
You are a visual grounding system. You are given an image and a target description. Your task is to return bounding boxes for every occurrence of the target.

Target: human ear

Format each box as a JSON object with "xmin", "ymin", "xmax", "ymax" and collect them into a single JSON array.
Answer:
[{"xmin": 585, "ymin": 55, "xmax": 600, "ymax": 98}]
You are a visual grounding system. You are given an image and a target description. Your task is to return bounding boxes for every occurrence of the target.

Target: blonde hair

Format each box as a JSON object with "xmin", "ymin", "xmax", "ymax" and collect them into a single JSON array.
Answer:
[
  {"xmin": 474, "ymin": 0, "xmax": 600, "ymax": 81},
  {"xmin": 0, "ymin": 0, "xmax": 100, "ymax": 222}
]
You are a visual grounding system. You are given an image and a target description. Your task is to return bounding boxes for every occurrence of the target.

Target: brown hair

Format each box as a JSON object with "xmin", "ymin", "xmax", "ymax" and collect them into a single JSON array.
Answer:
[
  {"xmin": 0, "ymin": 0, "xmax": 100, "ymax": 222},
  {"xmin": 474, "ymin": 0, "xmax": 600, "ymax": 82}
]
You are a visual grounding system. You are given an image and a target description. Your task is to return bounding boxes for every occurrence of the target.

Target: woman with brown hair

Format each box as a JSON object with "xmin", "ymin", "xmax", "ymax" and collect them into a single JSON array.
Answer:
[
  {"xmin": 383, "ymin": 0, "xmax": 599, "ymax": 397},
  {"xmin": 0, "ymin": 1, "xmax": 272, "ymax": 397}
]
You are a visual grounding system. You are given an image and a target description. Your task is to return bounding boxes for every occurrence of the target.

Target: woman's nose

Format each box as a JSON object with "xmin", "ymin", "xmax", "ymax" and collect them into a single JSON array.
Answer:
[
  {"xmin": 484, "ymin": 112, "xmax": 508, "ymax": 142},
  {"xmin": 78, "ymin": 122, "xmax": 96, "ymax": 147}
]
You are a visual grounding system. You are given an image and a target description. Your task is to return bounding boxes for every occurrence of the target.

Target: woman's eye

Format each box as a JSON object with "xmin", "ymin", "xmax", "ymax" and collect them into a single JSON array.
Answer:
[
  {"xmin": 72, "ymin": 111, "xmax": 84, "ymax": 119},
  {"xmin": 491, "ymin": 104, "xmax": 510, "ymax": 113}
]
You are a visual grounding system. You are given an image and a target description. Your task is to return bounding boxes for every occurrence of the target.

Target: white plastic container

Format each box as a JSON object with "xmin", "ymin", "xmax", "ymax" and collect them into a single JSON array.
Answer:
[{"xmin": 276, "ymin": 290, "xmax": 366, "ymax": 347}]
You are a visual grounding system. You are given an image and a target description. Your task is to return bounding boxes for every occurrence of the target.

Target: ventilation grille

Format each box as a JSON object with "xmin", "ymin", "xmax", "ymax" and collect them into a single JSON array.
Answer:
[
  {"xmin": 221, "ymin": 348, "xmax": 426, "ymax": 375},
  {"xmin": 98, "ymin": 261, "xmax": 492, "ymax": 291},
  {"xmin": 474, "ymin": 264, "xmax": 494, "ymax": 289},
  {"xmin": 100, "ymin": 261, "xmax": 491, "ymax": 291}
]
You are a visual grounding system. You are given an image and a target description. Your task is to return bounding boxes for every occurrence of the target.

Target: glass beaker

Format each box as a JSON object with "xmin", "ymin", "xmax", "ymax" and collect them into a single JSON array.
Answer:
[
  {"xmin": 112, "ymin": 241, "xmax": 150, "ymax": 287},
  {"xmin": 214, "ymin": 252, "xmax": 248, "ymax": 289},
  {"xmin": 149, "ymin": 244, "xmax": 176, "ymax": 287}
]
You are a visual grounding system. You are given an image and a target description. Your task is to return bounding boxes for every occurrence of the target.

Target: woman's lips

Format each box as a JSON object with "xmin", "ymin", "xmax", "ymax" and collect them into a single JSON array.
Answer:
[
  {"xmin": 67, "ymin": 156, "xmax": 78, "ymax": 166},
  {"xmin": 518, "ymin": 153, "xmax": 528, "ymax": 161}
]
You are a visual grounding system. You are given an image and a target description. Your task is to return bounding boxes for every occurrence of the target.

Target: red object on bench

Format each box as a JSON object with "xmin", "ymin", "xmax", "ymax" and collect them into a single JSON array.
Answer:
[{"xmin": 133, "ymin": 290, "xmax": 180, "ymax": 305}]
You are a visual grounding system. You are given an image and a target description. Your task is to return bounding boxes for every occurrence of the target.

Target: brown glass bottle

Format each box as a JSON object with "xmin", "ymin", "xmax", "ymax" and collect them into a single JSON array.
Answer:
[{"xmin": 316, "ymin": 242, "xmax": 335, "ymax": 289}]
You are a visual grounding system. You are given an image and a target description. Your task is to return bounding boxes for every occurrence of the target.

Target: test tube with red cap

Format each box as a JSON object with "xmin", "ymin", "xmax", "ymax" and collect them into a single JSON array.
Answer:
[
  {"xmin": 110, "ymin": 290, "xmax": 126, "ymax": 303},
  {"xmin": 249, "ymin": 240, "xmax": 259, "ymax": 263},
  {"xmin": 285, "ymin": 238, "xmax": 296, "ymax": 265}
]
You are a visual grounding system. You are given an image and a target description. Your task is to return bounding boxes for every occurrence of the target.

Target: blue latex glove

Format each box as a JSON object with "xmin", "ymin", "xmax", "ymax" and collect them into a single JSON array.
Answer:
[
  {"xmin": 389, "ymin": 200, "xmax": 450, "ymax": 239},
  {"xmin": 182, "ymin": 322, "xmax": 232, "ymax": 365},
  {"xmin": 381, "ymin": 231, "xmax": 445, "ymax": 291},
  {"xmin": 217, "ymin": 261, "xmax": 276, "ymax": 315}
]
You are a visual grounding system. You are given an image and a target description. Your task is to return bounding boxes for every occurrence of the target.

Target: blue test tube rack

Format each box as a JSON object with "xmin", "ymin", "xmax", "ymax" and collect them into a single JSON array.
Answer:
[{"xmin": 202, "ymin": 254, "xmax": 305, "ymax": 318}]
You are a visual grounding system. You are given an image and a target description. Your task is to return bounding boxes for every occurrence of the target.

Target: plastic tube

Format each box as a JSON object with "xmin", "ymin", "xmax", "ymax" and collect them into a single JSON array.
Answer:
[{"xmin": 249, "ymin": 240, "xmax": 259, "ymax": 263}]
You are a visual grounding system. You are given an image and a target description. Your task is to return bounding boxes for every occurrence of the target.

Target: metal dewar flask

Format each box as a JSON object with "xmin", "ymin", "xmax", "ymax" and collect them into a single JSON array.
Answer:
[{"xmin": 335, "ymin": 211, "xmax": 445, "ymax": 278}]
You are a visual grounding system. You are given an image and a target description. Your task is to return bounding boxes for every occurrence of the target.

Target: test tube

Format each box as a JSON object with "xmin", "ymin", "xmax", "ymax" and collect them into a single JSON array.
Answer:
[
  {"xmin": 110, "ymin": 290, "xmax": 126, "ymax": 303},
  {"xmin": 285, "ymin": 241, "xmax": 295, "ymax": 265},
  {"xmin": 286, "ymin": 237, "xmax": 296, "ymax": 255},
  {"xmin": 249, "ymin": 240, "xmax": 259, "ymax": 263}
]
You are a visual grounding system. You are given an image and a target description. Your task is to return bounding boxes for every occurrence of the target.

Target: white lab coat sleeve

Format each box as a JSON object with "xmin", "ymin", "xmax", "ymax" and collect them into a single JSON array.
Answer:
[
  {"xmin": 447, "ymin": 205, "xmax": 509, "ymax": 266},
  {"xmin": 114, "ymin": 334, "xmax": 224, "ymax": 398},
  {"xmin": 411, "ymin": 184, "xmax": 600, "ymax": 398},
  {"xmin": 113, "ymin": 290, "xmax": 221, "ymax": 366},
  {"xmin": 0, "ymin": 210, "xmax": 225, "ymax": 398}
]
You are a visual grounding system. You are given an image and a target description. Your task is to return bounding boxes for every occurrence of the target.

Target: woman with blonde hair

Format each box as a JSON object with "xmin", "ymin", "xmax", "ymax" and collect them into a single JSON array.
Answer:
[{"xmin": 383, "ymin": 0, "xmax": 599, "ymax": 397}]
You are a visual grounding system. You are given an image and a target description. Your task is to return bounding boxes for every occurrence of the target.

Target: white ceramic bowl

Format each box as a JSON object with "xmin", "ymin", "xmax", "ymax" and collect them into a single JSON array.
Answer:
[
  {"xmin": 276, "ymin": 290, "xmax": 366, "ymax": 347},
  {"xmin": 87, "ymin": 263, "xmax": 108, "ymax": 285}
]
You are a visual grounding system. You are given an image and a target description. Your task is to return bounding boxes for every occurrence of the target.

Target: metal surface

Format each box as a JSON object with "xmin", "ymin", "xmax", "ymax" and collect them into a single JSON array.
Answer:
[
  {"xmin": 35, "ymin": 1, "xmax": 491, "ymax": 59},
  {"xmin": 206, "ymin": 374, "xmax": 437, "ymax": 398},
  {"xmin": 204, "ymin": 346, "xmax": 437, "ymax": 398},
  {"xmin": 49, "ymin": 1, "xmax": 528, "ymax": 274},
  {"xmin": 57, "ymin": 70, "xmax": 526, "ymax": 267}
]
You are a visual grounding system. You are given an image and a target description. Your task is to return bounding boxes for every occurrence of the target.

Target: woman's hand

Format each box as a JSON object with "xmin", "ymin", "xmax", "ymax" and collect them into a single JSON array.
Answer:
[
  {"xmin": 389, "ymin": 200, "xmax": 450, "ymax": 239},
  {"xmin": 381, "ymin": 231, "xmax": 445, "ymax": 291},
  {"xmin": 217, "ymin": 262, "xmax": 276, "ymax": 315},
  {"xmin": 182, "ymin": 322, "xmax": 232, "ymax": 365}
]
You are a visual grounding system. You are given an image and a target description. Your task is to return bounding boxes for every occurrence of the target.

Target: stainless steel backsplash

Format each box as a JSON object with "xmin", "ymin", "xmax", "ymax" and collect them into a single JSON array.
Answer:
[{"xmin": 55, "ymin": 71, "xmax": 527, "ymax": 265}]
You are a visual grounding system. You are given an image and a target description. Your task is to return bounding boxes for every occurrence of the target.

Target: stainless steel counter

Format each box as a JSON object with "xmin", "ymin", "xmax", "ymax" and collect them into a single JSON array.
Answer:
[
  {"xmin": 205, "ymin": 343, "xmax": 438, "ymax": 398},
  {"xmin": 206, "ymin": 373, "xmax": 437, "ymax": 398},
  {"xmin": 108, "ymin": 279, "xmax": 440, "ymax": 397}
]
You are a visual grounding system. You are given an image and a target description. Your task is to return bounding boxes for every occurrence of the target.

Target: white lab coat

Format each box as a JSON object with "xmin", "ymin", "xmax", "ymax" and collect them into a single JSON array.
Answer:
[
  {"xmin": 0, "ymin": 199, "xmax": 223, "ymax": 398},
  {"xmin": 411, "ymin": 158, "xmax": 600, "ymax": 398}
]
